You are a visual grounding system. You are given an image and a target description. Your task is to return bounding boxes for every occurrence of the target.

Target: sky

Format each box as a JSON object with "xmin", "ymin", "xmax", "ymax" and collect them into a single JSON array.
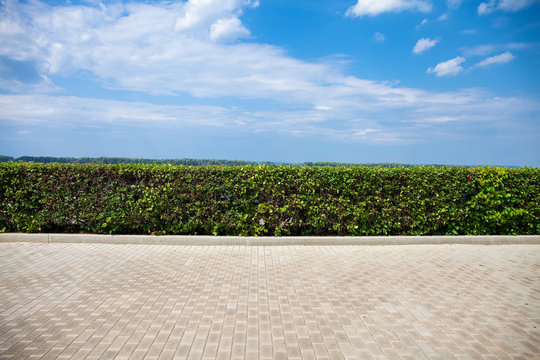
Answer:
[{"xmin": 0, "ymin": 0, "xmax": 539, "ymax": 166}]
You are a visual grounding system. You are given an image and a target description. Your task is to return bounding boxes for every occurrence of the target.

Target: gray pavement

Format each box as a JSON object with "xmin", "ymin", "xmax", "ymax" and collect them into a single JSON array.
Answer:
[{"xmin": 0, "ymin": 242, "xmax": 539, "ymax": 360}]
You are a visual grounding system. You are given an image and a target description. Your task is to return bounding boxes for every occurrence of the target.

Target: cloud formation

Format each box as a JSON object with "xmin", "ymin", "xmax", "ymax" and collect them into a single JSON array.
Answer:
[
  {"xmin": 174, "ymin": 0, "xmax": 257, "ymax": 37},
  {"xmin": 346, "ymin": 0, "xmax": 431, "ymax": 17},
  {"xmin": 413, "ymin": 38, "xmax": 439, "ymax": 54},
  {"xmin": 374, "ymin": 32, "xmax": 386, "ymax": 43},
  {"xmin": 416, "ymin": 18, "xmax": 428, "ymax": 28},
  {"xmin": 0, "ymin": 0, "xmax": 321, "ymax": 101},
  {"xmin": 2, "ymin": 91, "xmax": 538, "ymax": 146},
  {"xmin": 460, "ymin": 42, "xmax": 537, "ymax": 57},
  {"xmin": 427, "ymin": 57, "xmax": 466, "ymax": 77},
  {"xmin": 478, "ymin": 0, "xmax": 539, "ymax": 15},
  {"xmin": 447, "ymin": 0, "xmax": 463, "ymax": 8},
  {"xmin": 0, "ymin": 0, "xmax": 538, "ymax": 150},
  {"xmin": 474, "ymin": 51, "xmax": 515, "ymax": 67},
  {"xmin": 0, "ymin": 0, "xmax": 452, "ymax": 111},
  {"xmin": 209, "ymin": 16, "xmax": 250, "ymax": 42}
]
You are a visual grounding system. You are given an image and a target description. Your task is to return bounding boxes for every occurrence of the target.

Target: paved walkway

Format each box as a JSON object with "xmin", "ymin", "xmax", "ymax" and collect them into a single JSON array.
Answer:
[{"xmin": 0, "ymin": 243, "xmax": 538, "ymax": 360}]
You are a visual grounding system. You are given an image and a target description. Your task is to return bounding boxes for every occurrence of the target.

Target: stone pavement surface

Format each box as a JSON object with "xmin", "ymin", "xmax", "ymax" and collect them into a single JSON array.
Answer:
[{"xmin": 0, "ymin": 243, "xmax": 538, "ymax": 360}]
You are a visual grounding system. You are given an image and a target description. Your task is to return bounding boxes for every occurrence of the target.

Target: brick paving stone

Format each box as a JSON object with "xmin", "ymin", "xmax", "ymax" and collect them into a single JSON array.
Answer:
[{"xmin": 0, "ymin": 243, "xmax": 539, "ymax": 359}]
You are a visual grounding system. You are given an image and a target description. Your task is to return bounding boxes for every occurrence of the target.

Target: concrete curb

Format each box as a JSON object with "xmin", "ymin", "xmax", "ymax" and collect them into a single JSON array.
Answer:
[{"xmin": 0, "ymin": 233, "xmax": 539, "ymax": 245}]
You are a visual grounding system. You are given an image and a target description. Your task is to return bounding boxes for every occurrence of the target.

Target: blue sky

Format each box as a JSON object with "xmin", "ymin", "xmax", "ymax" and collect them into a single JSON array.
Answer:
[{"xmin": 1, "ymin": 0, "xmax": 539, "ymax": 166}]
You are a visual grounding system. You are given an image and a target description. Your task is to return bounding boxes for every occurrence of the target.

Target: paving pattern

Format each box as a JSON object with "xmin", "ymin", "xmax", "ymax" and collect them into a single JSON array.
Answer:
[{"xmin": 0, "ymin": 243, "xmax": 539, "ymax": 360}]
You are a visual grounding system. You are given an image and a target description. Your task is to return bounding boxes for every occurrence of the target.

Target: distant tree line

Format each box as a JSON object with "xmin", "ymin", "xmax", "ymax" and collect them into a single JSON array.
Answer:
[
  {"xmin": 0, "ymin": 155, "xmax": 469, "ymax": 167},
  {"xmin": 0, "ymin": 156, "xmax": 260, "ymax": 166}
]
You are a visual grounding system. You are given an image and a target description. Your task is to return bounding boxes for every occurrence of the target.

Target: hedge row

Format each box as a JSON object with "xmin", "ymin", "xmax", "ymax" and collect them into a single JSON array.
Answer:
[{"xmin": 0, "ymin": 163, "xmax": 538, "ymax": 236}]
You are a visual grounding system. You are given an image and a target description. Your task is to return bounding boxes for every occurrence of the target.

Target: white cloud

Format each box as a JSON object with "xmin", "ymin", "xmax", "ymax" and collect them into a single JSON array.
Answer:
[
  {"xmin": 437, "ymin": 13, "xmax": 449, "ymax": 21},
  {"xmin": 415, "ymin": 13, "xmax": 448, "ymax": 29},
  {"xmin": 0, "ymin": 0, "xmax": 538, "ymax": 146},
  {"xmin": 0, "ymin": 94, "xmax": 394, "ymax": 143},
  {"xmin": 419, "ymin": 116, "xmax": 460, "ymax": 123},
  {"xmin": 0, "ymin": 74, "xmax": 60, "ymax": 94},
  {"xmin": 474, "ymin": 51, "xmax": 515, "ymax": 67},
  {"xmin": 353, "ymin": 128, "xmax": 380, "ymax": 136},
  {"xmin": 0, "ymin": 94, "xmax": 244, "ymax": 127},
  {"xmin": 498, "ymin": 0, "xmax": 539, "ymax": 11},
  {"xmin": 425, "ymin": 51, "xmax": 515, "ymax": 76},
  {"xmin": 2, "ymin": 91, "xmax": 538, "ymax": 146},
  {"xmin": 417, "ymin": 18, "xmax": 428, "ymax": 28},
  {"xmin": 210, "ymin": 16, "xmax": 250, "ymax": 42},
  {"xmin": 315, "ymin": 105, "xmax": 331, "ymax": 111},
  {"xmin": 413, "ymin": 38, "xmax": 439, "ymax": 54},
  {"xmin": 1, "ymin": 0, "xmax": 312, "ymax": 99},
  {"xmin": 478, "ymin": 0, "xmax": 497, "ymax": 14},
  {"xmin": 427, "ymin": 57, "xmax": 466, "ymax": 77},
  {"xmin": 478, "ymin": 0, "xmax": 539, "ymax": 15},
  {"xmin": 374, "ymin": 32, "xmax": 385, "ymax": 43},
  {"xmin": 447, "ymin": 0, "xmax": 463, "ymax": 8},
  {"xmin": 346, "ymin": 0, "xmax": 432, "ymax": 17},
  {"xmin": 460, "ymin": 42, "xmax": 538, "ymax": 57},
  {"xmin": 462, "ymin": 44, "xmax": 498, "ymax": 57},
  {"xmin": 174, "ymin": 0, "xmax": 257, "ymax": 34},
  {"xmin": 0, "ymin": 0, "xmax": 436, "ymax": 108}
]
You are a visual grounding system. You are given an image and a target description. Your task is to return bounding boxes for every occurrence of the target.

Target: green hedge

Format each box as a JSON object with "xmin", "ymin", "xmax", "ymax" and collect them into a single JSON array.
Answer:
[{"xmin": 0, "ymin": 163, "xmax": 538, "ymax": 236}]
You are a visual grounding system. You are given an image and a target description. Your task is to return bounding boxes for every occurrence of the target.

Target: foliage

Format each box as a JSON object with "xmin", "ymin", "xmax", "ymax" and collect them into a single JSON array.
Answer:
[{"xmin": 0, "ymin": 163, "xmax": 538, "ymax": 235}]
